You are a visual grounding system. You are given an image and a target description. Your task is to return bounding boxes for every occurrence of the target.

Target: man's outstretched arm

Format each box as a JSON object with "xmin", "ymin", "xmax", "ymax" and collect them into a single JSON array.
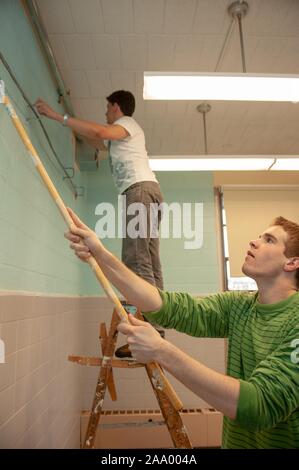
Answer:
[
  {"xmin": 64, "ymin": 208, "xmax": 162, "ymax": 312},
  {"xmin": 34, "ymin": 98, "xmax": 128, "ymax": 141}
]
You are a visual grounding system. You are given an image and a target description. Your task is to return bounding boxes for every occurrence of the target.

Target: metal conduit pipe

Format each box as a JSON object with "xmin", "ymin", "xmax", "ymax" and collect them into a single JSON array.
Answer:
[{"xmin": 21, "ymin": 0, "xmax": 75, "ymax": 116}]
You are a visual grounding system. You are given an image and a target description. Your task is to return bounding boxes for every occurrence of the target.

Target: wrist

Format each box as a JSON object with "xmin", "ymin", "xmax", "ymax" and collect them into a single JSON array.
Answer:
[
  {"xmin": 153, "ymin": 337, "xmax": 172, "ymax": 364},
  {"xmin": 53, "ymin": 112, "xmax": 64, "ymax": 123},
  {"xmin": 62, "ymin": 113, "xmax": 70, "ymax": 126},
  {"xmin": 94, "ymin": 244, "xmax": 109, "ymax": 264}
]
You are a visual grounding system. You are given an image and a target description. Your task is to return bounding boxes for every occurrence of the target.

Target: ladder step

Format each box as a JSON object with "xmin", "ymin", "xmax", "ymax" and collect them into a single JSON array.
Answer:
[{"xmin": 68, "ymin": 355, "xmax": 144, "ymax": 368}]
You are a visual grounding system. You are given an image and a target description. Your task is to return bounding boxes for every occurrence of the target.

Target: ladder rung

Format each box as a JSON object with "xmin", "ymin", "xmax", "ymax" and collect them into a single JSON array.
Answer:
[{"xmin": 68, "ymin": 355, "xmax": 144, "ymax": 368}]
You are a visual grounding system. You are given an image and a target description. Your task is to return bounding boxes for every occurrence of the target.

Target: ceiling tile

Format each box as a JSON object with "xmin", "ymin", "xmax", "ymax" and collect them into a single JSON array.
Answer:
[
  {"xmin": 77, "ymin": 98, "xmax": 106, "ymax": 122},
  {"xmin": 63, "ymin": 35, "xmax": 96, "ymax": 69},
  {"xmin": 144, "ymin": 102, "xmax": 168, "ymax": 119},
  {"xmin": 92, "ymin": 35, "xmax": 122, "ymax": 69},
  {"xmin": 148, "ymin": 35, "xmax": 176, "ymax": 69},
  {"xmin": 68, "ymin": 0, "xmax": 104, "ymax": 33},
  {"xmin": 133, "ymin": 0, "xmax": 165, "ymax": 34},
  {"xmin": 165, "ymin": 102, "xmax": 188, "ymax": 118},
  {"xmin": 85, "ymin": 70, "xmax": 112, "ymax": 98},
  {"xmin": 241, "ymin": 102, "xmax": 272, "ymax": 121},
  {"xmin": 247, "ymin": 37, "xmax": 286, "ymax": 73},
  {"xmin": 244, "ymin": 0, "xmax": 294, "ymax": 36},
  {"xmin": 192, "ymin": 0, "xmax": 232, "ymax": 35},
  {"xmin": 280, "ymin": 0, "xmax": 299, "ymax": 37},
  {"xmin": 101, "ymin": 0, "xmax": 134, "ymax": 33},
  {"xmin": 36, "ymin": 0, "xmax": 75, "ymax": 34},
  {"xmin": 164, "ymin": 0, "xmax": 197, "ymax": 34},
  {"xmin": 133, "ymin": 98, "xmax": 146, "ymax": 121},
  {"xmin": 120, "ymin": 35, "xmax": 147, "ymax": 70},
  {"xmin": 175, "ymin": 135, "xmax": 197, "ymax": 154},
  {"xmin": 172, "ymin": 36, "xmax": 205, "ymax": 70},
  {"xmin": 139, "ymin": 118, "xmax": 154, "ymax": 132},
  {"xmin": 199, "ymin": 35, "xmax": 228, "ymax": 71},
  {"xmin": 202, "ymin": 101, "xmax": 229, "ymax": 120},
  {"xmin": 223, "ymin": 102, "xmax": 249, "ymax": 120},
  {"xmin": 110, "ymin": 71, "xmax": 137, "ymax": 93},
  {"xmin": 147, "ymin": 136, "xmax": 162, "ymax": 155},
  {"xmin": 265, "ymin": 103, "xmax": 299, "ymax": 124},
  {"xmin": 48, "ymin": 35, "xmax": 71, "ymax": 71},
  {"xmin": 61, "ymin": 70, "xmax": 90, "ymax": 98},
  {"xmin": 152, "ymin": 120, "xmax": 173, "ymax": 136},
  {"xmin": 272, "ymin": 38, "xmax": 299, "ymax": 74}
]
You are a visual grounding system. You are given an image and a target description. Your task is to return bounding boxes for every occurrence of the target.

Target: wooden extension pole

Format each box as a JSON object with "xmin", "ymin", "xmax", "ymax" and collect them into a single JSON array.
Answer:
[{"xmin": 0, "ymin": 85, "xmax": 183, "ymax": 411}]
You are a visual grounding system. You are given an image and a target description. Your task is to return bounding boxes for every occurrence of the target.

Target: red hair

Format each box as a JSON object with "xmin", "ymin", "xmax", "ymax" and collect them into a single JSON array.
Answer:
[{"xmin": 272, "ymin": 216, "xmax": 299, "ymax": 288}]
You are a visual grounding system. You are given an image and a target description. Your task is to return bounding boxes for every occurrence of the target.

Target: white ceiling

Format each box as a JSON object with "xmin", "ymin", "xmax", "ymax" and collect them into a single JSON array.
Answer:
[{"xmin": 35, "ymin": 0, "xmax": 299, "ymax": 156}]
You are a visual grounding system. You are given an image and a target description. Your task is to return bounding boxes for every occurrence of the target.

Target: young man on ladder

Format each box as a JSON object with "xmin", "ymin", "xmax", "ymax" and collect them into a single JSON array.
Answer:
[{"xmin": 35, "ymin": 91, "xmax": 165, "ymax": 357}]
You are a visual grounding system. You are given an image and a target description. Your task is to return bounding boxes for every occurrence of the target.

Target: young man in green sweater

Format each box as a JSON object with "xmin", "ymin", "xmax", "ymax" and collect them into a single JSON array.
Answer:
[{"xmin": 65, "ymin": 211, "xmax": 299, "ymax": 449}]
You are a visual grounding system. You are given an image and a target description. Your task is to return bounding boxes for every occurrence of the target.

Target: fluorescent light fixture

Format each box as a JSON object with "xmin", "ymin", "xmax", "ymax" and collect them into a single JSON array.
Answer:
[
  {"xmin": 149, "ymin": 157, "xmax": 274, "ymax": 171},
  {"xmin": 271, "ymin": 158, "xmax": 299, "ymax": 170},
  {"xmin": 144, "ymin": 72, "xmax": 299, "ymax": 102}
]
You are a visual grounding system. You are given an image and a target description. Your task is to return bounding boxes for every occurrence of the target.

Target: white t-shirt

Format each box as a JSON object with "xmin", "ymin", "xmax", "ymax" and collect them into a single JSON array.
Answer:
[{"xmin": 106, "ymin": 116, "xmax": 158, "ymax": 194}]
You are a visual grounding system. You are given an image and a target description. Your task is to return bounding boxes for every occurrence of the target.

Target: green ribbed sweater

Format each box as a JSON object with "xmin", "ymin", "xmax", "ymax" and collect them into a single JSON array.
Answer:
[{"xmin": 144, "ymin": 290, "xmax": 299, "ymax": 449}]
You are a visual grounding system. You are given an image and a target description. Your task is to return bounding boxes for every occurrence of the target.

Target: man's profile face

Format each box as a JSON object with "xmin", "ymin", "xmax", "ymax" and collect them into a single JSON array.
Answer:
[
  {"xmin": 242, "ymin": 225, "xmax": 289, "ymax": 281},
  {"xmin": 105, "ymin": 102, "xmax": 117, "ymax": 124}
]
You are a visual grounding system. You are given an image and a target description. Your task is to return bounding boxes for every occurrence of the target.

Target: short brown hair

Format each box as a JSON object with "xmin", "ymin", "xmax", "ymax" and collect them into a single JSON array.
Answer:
[
  {"xmin": 106, "ymin": 90, "xmax": 135, "ymax": 116},
  {"xmin": 272, "ymin": 216, "xmax": 299, "ymax": 288}
]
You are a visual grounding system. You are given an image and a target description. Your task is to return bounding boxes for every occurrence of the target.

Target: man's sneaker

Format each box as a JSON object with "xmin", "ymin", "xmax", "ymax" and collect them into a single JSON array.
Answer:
[{"xmin": 115, "ymin": 343, "xmax": 132, "ymax": 359}]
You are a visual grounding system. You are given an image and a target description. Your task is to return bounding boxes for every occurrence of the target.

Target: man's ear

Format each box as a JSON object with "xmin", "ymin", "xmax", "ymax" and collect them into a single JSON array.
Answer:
[{"xmin": 284, "ymin": 257, "xmax": 299, "ymax": 272}]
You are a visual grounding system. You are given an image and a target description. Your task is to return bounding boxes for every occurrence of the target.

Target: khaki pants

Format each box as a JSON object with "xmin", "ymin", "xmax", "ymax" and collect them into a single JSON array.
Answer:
[{"xmin": 121, "ymin": 181, "xmax": 164, "ymax": 333}]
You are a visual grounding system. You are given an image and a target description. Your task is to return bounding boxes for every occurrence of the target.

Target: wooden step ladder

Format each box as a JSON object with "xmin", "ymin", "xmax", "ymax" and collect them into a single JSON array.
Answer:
[{"xmin": 69, "ymin": 302, "xmax": 192, "ymax": 449}]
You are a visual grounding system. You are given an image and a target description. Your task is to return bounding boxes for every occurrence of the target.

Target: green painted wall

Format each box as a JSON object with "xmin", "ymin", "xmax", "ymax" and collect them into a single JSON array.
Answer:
[
  {"xmin": 0, "ymin": 0, "xmax": 85, "ymax": 294},
  {"xmin": 158, "ymin": 172, "xmax": 219, "ymax": 294},
  {"xmin": 82, "ymin": 160, "xmax": 220, "ymax": 296}
]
